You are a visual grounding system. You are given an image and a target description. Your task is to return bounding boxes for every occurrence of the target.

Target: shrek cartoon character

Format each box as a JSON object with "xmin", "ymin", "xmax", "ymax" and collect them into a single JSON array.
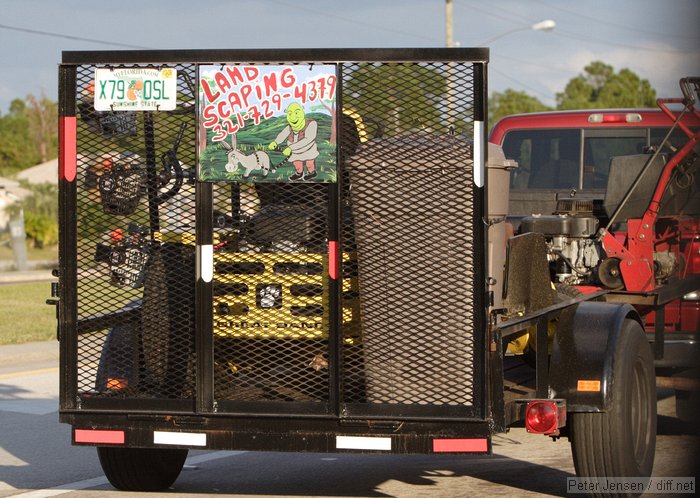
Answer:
[{"xmin": 269, "ymin": 103, "xmax": 319, "ymax": 181}]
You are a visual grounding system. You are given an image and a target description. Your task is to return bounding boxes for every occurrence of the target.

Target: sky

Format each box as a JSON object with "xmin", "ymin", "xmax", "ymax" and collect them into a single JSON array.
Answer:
[{"xmin": 0, "ymin": 0, "xmax": 698, "ymax": 115}]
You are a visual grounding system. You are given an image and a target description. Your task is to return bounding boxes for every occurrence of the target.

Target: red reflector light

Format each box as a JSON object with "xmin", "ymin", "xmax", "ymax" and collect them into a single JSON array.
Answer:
[
  {"xmin": 433, "ymin": 438, "xmax": 488, "ymax": 453},
  {"xmin": 525, "ymin": 401, "xmax": 559, "ymax": 434},
  {"xmin": 75, "ymin": 429, "xmax": 125, "ymax": 445},
  {"xmin": 328, "ymin": 240, "xmax": 338, "ymax": 280},
  {"xmin": 59, "ymin": 116, "xmax": 77, "ymax": 182},
  {"xmin": 106, "ymin": 377, "xmax": 128, "ymax": 390}
]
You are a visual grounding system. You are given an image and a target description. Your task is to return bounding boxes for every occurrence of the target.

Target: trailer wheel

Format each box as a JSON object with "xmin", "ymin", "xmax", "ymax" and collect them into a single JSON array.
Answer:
[
  {"xmin": 569, "ymin": 319, "xmax": 656, "ymax": 480},
  {"xmin": 97, "ymin": 446, "xmax": 188, "ymax": 491},
  {"xmin": 141, "ymin": 243, "xmax": 195, "ymax": 396}
]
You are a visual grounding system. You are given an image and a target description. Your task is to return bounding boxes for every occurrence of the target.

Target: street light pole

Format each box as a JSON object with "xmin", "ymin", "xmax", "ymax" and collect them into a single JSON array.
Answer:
[{"xmin": 445, "ymin": 0, "xmax": 454, "ymax": 47}]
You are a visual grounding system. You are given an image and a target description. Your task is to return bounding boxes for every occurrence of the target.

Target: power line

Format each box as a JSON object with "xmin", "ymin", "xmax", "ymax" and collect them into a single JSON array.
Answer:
[
  {"xmin": 491, "ymin": 52, "xmax": 572, "ymax": 74},
  {"xmin": 456, "ymin": 0, "xmax": 530, "ymax": 28},
  {"xmin": 551, "ymin": 29, "xmax": 692, "ymax": 54},
  {"xmin": 457, "ymin": 0, "xmax": 695, "ymax": 54},
  {"xmin": 0, "ymin": 23, "xmax": 151, "ymax": 49},
  {"xmin": 534, "ymin": 0, "xmax": 700, "ymax": 41},
  {"xmin": 264, "ymin": 0, "xmax": 440, "ymax": 43},
  {"xmin": 490, "ymin": 66, "xmax": 555, "ymax": 102}
]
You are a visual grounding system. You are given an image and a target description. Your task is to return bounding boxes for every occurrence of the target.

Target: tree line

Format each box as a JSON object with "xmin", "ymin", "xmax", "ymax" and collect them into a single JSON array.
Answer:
[
  {"xmin": 0, "ymin": 93, "xmax": 58, "ymax": 248},
  {"xmin": 0, "ymin": 60, "xmax": 655, "ymax": 249},
  {"xmin": 0, "ymin": 60, "xmax": 656, "ymax": 177},
  {"xmin": 490, "ymin": 61, "xmax": 657, "ymax": 124},
  {"xmin": 0, "ymin": 93, "xmax": 58, "ymax": 177}
]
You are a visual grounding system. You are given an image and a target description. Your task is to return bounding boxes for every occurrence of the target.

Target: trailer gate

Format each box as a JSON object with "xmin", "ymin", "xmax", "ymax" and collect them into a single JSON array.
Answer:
[{"xmin": 58, "ymin": 49, "xmax": 488, "ymax": 449}]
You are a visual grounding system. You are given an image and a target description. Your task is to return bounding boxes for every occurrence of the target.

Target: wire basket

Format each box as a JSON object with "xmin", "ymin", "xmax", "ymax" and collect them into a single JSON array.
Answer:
[
  {"xmin": 98, "ymin": 163, "xmax": 146, "ymax": 215},
  {"xmin": 108, "ymin": 224, "xmax": 153, "ymax": 288}
]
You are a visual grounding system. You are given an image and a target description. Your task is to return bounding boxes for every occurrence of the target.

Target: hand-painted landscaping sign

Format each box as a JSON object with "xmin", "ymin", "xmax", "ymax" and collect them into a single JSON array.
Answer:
[{"xmin": 198, "ymin": 64, "xmax": 337, "ymax": 182}]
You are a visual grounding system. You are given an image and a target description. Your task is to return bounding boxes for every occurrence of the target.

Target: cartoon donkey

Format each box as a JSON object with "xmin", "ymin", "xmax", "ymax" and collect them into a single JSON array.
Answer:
[{"xmin": 220, "ymin": 134, "xmax": 271, "ymax": 179}]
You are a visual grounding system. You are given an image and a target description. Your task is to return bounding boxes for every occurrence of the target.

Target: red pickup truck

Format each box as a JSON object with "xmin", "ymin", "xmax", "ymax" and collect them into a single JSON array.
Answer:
[{"xmin": 490, "ymin": 100, "xmax": 700, "ymax": 421}]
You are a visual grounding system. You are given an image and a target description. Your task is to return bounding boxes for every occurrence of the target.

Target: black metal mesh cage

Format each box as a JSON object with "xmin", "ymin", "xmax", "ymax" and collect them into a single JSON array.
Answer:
[
  {"xmin": 60, "ymin": 52, "xmax": 485, "ymax": 419},
  {"xmin": 211, "ymin": 181, "xmax": 335, "ymax": 403},
  {"xmin": 72, "ymin": 63, "xmax": 197, "ymax": 401},
  {"xmin": 340, "ymin": 62, "xmax": 477, "ymax": 407}
]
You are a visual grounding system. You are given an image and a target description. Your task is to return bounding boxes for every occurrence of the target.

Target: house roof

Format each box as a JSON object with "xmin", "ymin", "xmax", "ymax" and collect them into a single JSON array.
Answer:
[{"xmin": 16, "ymin": 158, "xmax": 58, "ymax": 185}]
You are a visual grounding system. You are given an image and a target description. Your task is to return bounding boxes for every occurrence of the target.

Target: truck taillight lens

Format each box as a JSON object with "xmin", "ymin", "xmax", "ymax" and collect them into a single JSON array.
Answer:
[
  {"xmin": 525, "ymin": 401, "xmax": 559, "ymax": 434},
  {"xmin": 587, "ymin": 113, "xmax": 642, "ymax": 124}
]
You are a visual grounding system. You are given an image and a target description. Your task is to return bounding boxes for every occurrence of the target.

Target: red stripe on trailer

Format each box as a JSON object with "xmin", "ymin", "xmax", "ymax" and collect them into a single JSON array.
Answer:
[
  {"xmin": 59, "ymin": 116, "xmax": 77, "ymax": 182},
  {"xmin": 74, "ymin": 429, "xmax": 125, "ymax": 444},
  {"xmin": 328, "ymin": 240, "xmax": 338, "ymax": 280},
  {"xmin": 432, "ymin": 438, "xmax": 488, "ymax": 453}
]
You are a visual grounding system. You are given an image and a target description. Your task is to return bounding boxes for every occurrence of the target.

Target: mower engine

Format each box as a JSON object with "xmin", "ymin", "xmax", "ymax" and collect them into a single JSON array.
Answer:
[{"xmin": 520, "ymin": 198, "xmax": 606, "ymax": 286}]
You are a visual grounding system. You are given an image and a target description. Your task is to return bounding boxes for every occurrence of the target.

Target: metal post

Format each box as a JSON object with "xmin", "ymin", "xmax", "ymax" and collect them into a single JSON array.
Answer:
[
  {"xmin": 9, "ymin": 208, "xmax": 28, "ymax": 271},
  {"xmin": 445, "ymin": 0, "xmax": 454, "ymax": 48}
]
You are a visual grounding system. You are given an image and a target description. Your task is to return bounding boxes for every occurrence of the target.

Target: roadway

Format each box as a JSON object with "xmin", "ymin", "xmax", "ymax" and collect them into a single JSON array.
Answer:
[{"xmin": 0, "ymin": 340, "xmax": 697, "ymax": 497}]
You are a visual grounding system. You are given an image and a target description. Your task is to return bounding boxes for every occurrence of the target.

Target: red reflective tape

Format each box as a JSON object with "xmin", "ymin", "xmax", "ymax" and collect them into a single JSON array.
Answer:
[
  {"xmin": 60, "ymin": 116, "xmax": 77, "ymax": 182},
  {"xmin": 74, "ymin": 429, "xmax": 125, "ymax": 445},
  {"xmin": 328, "ymin": 240, "xmax": 338, "ymax": 280},
  {"xmin": 433, "ymin": 438, "xmax": 488, "ymax": 453}
]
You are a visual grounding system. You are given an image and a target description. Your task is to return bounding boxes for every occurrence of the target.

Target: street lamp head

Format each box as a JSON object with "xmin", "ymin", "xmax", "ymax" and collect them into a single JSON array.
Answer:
[
  {"xmin": 476, "ymin": 18, "xmax": 556, "ymax": 46},
  {"xmin": 531, "ymin": 19, "xmax": 556, "ymax": 32}
]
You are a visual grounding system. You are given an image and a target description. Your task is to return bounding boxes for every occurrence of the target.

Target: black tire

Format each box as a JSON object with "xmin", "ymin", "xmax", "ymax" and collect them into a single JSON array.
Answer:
[
  {"xmin": 95, "ymin": 322, "xmax": 137, "ymax": 392},
  {"xmin": 570, "ymin": 319, "xmax": 656, "ymax": 485},
  {"xmin": 141, "ymin": 243, "xmax": 196, "ymax": 397},
  {"xmin": 95, "ymin": 299, "xmax": 142, "ymax": 393},
  {"xmin": 97, "ymin": 446, "xmax": 188, "ymax": 491}
]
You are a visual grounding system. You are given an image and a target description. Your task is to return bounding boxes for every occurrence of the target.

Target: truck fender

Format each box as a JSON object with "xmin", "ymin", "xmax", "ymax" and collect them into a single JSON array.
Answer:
[{"xmin": 549, "ymin": 301, "xmax": 642, "ymax": 412}]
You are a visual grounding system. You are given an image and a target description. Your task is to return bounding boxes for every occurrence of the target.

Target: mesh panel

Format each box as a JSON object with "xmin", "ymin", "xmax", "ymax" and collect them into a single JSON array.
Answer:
[
  {"xmin": 74, "ymin": 63, "xmax": 197, "ymax": 400},
  {"xmin": 340, "ymin": 62, "xmax": 476, "ymax": 406},
  {"xmin": 211, "ymin": 182, "xmax": 352, "ymax": 402}
]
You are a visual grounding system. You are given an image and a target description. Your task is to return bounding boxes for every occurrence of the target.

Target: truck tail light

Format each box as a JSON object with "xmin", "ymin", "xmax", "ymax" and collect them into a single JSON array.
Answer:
[
  {"xmin": 525, "ymin": 401, "xmax": 562, "ymax": 434},
  {"xmin": 587, "ymin": 113, "xmax": 642, "ymax": 124}
]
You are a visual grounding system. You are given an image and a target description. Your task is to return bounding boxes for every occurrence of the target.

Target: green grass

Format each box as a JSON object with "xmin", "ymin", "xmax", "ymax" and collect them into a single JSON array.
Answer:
[
  {"xmin": 0, "ymin": 282, "xmax": 57, "ymax": 344},
  {"xmin": 0, "ymin": 272, "xmax": 144, "ymax": 345},
  {"xmin": 0, "ymin": 242, "xmax": 58, "ymax": 262}
]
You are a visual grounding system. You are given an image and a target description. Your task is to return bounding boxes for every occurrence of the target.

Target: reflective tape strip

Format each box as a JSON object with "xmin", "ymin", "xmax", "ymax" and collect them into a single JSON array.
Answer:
[
  {"xmin": 328, "ymin": 240, "xmax": 338, "ymax": 280},
  {"xmin": 336, "ymin": 436, "xmax": 391, "ymax": 451},
  {"xmin": 197, "ymin": 244, "xmax": 213, "ymax": 282},
  {"xmin": 74, "ymin": 429, "xmax": 124, "ymax": 444},
  {"xmin": 473, "ymin": 120, "xmax": 484, "ymax": 187},
  {"xmin": 153, "ymin": 431, "xmax": 207, "ymax": 447},
  {"xmin": 59, "ymin": 116, "xmax": 77, "ymax": 182},
  {"xmin": 433, "ymin": 438, "xmax": 488, "ymax": 453}
]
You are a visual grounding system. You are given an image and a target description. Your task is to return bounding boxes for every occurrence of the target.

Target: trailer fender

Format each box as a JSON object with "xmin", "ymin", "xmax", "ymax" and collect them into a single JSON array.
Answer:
[{"xmin": 550, "ymin": 301, "xmax": 642, "ymax": 412}]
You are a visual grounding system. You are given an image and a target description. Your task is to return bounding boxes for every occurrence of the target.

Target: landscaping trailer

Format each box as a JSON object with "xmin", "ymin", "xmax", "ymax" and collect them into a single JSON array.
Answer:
[{"xmin": 54, "ymin": 49, "xmax": 657, "ymax": 492}]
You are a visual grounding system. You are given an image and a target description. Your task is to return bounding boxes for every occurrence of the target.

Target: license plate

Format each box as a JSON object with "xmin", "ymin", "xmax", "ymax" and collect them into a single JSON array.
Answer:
[{"xmin": 94, "ymin": 67, "xmax": 177, "ymax": 111}]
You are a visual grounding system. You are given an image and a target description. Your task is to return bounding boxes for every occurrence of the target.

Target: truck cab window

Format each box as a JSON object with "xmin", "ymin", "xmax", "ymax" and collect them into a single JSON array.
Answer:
[
  {"xmin": 502, "ymin": 129, "xmax": 580, "ymax": 189},
  {"xmin": 582, "ymin": 135, "xmax": 647, "ymax": 189}
]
